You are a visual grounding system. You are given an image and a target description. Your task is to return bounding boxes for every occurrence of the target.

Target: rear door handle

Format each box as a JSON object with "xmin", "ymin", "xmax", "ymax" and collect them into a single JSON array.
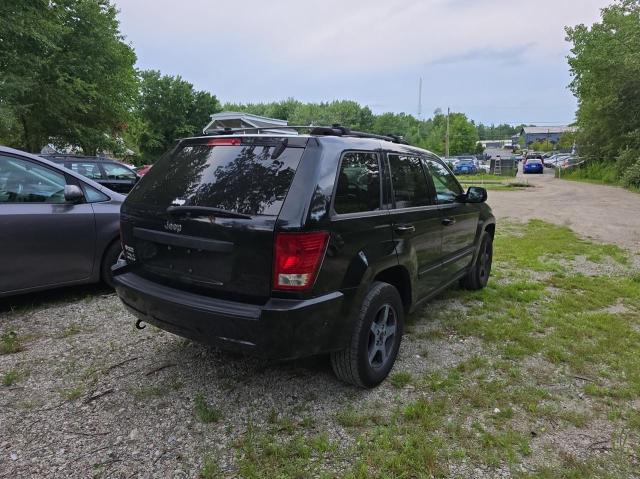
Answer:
[
  {"xmin": 394, "ymin": 224, "xmax": 415, "ymax": 235},
  {"xmin": 442, "ymin": 218, "xmax": 456, "ymax": 226}
]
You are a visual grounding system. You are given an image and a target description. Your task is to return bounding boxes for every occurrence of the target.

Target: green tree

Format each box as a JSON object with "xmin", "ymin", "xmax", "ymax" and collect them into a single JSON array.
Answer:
[
  {"xmin": 566, "ymin": 0, "xmax": 640, "ymax": 165},
  {"xmin": 529, "ymin": 139, "xmax": 555, "ymax": 152},
  {"xmin": 557, "ymin": 131, "xmax": 577, "ymax": 151},
  {"xmin": 136, "ymin": 70, "xmax": 221, "ymax": 161},
  {"xmin": 418, "ymin": 111, "xmax": 478, "ymax": 156},
  {"xmin": 0, "ymin": 0, "xmax": 137, "ymax": 154}
]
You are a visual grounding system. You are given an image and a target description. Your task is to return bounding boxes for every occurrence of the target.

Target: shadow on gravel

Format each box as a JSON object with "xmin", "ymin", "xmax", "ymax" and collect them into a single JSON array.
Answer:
[{"xmin": 0, "ymin": 283, "xmax": 112, "ymax": 313}]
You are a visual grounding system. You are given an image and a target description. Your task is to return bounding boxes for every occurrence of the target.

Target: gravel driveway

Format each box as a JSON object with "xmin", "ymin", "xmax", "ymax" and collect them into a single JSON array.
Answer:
[
  {"xmin": 490, "ymin": 167, "xmax": 640, "ymax": 253},
  {"xmin": 1, "ymin": 173, "xmax": 638, "ymax": 478}
]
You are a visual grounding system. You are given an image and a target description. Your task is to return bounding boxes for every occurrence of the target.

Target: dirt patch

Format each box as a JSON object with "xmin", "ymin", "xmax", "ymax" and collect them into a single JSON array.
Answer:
[{"xmin": 489, "ymin": 169, "xmax": 640, "ymax": 253}]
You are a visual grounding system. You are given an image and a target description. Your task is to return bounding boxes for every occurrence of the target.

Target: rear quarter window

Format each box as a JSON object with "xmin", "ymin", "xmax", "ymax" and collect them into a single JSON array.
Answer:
[{"xmin": 333, "ymin": 152, "xmax": 381, "ymax": 214}]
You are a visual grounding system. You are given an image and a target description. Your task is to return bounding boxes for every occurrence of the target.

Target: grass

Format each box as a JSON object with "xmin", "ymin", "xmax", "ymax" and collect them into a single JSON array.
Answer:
[
  {"xmin": 198, "ymin": 220, "xmax": 640, "ymax": 477},
  {"xmin": 0, "ymin": 331, "xmax": 23, "ymax": 355},
  {"xmin": 194, "ymin": 393, "xmax": 222, "ymax": 423},
  {"xmin": 59, "ymin": 324, "xmax": 83, "ymax": 338},
  {"xmin": 459, "ymin": 174, "xmax": 535, "ymax": 191},
  {"xmin": 3, "ymin": 370, "xmax": 20, "ymax": 386},
  {"xmin": 130, "ymin": 378, "xmax": 184, "ymax": 400},
  {"xmin": 60, "ymin": 384, "xmax": 85, "ymax": 401},
  {"xmin": 200, "ymin": 455, "xmax": 221, "ymax": 478},
  {"xmin": 558, "ymin": 161, "xmax": 640, "ymax": 193},
  {"xmin": 389, "ymin": 371, "xmax": 412, "ymax": 389}
]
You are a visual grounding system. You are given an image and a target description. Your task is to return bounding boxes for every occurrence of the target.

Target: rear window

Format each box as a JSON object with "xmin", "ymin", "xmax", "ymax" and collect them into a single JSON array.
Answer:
[{"xmin": 127, "ymin": 139, "xmax": 305, "ymax": 216}]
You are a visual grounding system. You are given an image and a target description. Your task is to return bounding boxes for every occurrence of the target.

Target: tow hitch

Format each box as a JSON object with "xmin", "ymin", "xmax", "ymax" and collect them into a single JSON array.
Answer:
[{"xmin": 135, "ymin": 319, "xmax": 146, "ymax": 330}]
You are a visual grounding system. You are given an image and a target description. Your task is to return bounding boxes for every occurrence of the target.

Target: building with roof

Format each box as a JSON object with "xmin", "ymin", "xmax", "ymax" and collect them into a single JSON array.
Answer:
[
  {"xmin": 520, "ymin": 126, "xmax": 576, "ymax": 147},
  {"xmin": 202, "ymin": 112, "xmax": 291, "ymax": 134}
]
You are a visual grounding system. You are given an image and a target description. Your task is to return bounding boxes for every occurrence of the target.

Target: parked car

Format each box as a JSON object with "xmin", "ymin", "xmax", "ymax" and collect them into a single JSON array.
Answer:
[
  {"xmin": 135, "ymin": 164, "xmax": 153, "ymax": 176},
  {"xmin": 544, "ymin": 154, "xmax": 569, "ymax": 168},
  {"xmin": 0, "ymin": 146, "xmax": 124, "ymax": 297},
  {"xmin": 112, "ymin": 127, "xmax": 495, "ymax": 387},
  {"xmin": 453, "ymin": 158, "xmax": 478, "ymax": 175},
  {"xmin": 40, "ymin": 155, "xmax": 140, "ymax": 194},
  {"xmin": 559, "ymin": 156, "xmax": 583, "ymax": 170},
  {"xmin": 523, "ymin": 158, "xmax": 544, "ymax": 174},
  {"xmin": 523, "ymin": 152, "xmax": 543, "ymax": 166},
  {"xmin": 477, "ymin": 161, "xmax": 490, "ymax": 174}
]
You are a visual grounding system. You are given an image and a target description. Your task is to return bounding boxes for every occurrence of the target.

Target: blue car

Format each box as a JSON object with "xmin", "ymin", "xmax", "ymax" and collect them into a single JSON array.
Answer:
[
  {"xmin": 523, "ymin": 159, "xmax": 544, "ymax": 174},
  {"xmin": 454, "ymin": 159, "xmax": 478, "ymax": 175}
]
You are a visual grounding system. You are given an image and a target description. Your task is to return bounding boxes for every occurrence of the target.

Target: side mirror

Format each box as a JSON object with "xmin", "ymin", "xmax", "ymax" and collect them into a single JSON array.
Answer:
[
  {"xmin": 64, "ymin": 184, "xmax": 84, "ymax": 203},
  {"xmin": 461, "ymin": 186, "xmax": 487, "ymax": 204}
]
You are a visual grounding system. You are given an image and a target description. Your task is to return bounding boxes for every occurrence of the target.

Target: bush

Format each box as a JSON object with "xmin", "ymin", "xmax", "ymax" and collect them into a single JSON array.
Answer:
[
  {"xmin": 561, "ymin": 161, "xmax": 618, "ymax": 184},
  {"xmin": 615, "ymin": 149, "xmax": 640, "ymax": 178},
  {"xmin": 622, "ymin": 160, "xmax": 640, "ymax": 189}
]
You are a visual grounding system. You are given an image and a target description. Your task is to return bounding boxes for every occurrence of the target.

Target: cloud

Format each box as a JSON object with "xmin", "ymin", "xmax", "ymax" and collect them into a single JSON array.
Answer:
[
  {"xmin": 114, "ymin": 0, "xmax": 610, "ymax": 124},
  {"xmin": 428, "ymin": 43, "xmax": 536, "ymax": 67}
]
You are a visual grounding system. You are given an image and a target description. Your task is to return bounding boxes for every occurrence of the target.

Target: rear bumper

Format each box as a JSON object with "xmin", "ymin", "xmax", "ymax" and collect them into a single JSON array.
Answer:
[{"xmin": 114, "ymin": 272, "xmax": 349, "ymax": 360}]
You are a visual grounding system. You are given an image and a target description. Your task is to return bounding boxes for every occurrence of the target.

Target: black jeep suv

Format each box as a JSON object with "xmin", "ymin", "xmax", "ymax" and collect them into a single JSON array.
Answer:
[{"xmin": 113, "ymin": 127, "xmax": 495, "ymax": 387}]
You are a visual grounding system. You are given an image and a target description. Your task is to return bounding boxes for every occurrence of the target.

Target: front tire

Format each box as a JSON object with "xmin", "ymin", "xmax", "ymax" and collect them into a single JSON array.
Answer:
[
  {"xmin": 331, "ymin": 282, "xmax": 404, "ymax": 388},
  {"xmin": 461, "ymin": 232, "xmax": 493, "ymax": 290}
]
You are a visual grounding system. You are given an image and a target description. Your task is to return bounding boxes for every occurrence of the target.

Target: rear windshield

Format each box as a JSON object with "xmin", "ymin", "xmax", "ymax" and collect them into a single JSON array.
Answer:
[{"xmin": 127, "ymin": 140, "xmax": 305, "ymax": 216}]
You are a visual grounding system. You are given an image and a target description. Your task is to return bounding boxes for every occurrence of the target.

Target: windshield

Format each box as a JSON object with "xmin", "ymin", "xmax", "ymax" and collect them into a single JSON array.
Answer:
[{"xmin": 127, "ymin": 140, "xmax": 305, "ymax": 216}]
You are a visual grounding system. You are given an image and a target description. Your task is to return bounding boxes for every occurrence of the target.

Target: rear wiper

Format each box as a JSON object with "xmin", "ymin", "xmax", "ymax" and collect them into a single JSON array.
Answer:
[{"xmin": 166, "ymin": 206, "xmax": 251, "ymax": 219}]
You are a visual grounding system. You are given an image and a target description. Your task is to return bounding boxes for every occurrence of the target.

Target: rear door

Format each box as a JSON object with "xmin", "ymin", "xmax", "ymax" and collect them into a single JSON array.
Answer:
[
  {"xmin": 0, "ymin": 154, "xmax": 95, "ymax": 293},
  {"xmin": 423, "ymin": 155, "xmax": 479, "ymax": 280},
  {"xmin": 120, "ymin": 137, "xmax": 307, "ymax": 303},
  {"xmin": 387, "ymin": 153, "xmax": 443, "ymax": 299}
]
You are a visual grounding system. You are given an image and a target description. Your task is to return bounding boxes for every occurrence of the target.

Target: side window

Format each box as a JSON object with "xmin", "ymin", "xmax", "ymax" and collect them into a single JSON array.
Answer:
[
  {"xmin": 0, "ymin": 155, "xmax": 67, "ymax": 204},
  {"xmin": 423, "ymin": 157, "xmax": 463, "ymax": 204},
  {"xmin": 69, "ymin": 162, "xmax": 103, "ymax": 180},
  {"xmin": 82, "ymin": 184, "xmax": 109, "ymax": 203},
  {"xmin": 334, "ymin": 152, "xmax": 381, "ymax": 214},
  {"xmin": 102, "ymin": 162, "xmax": 136, "ymax": 180},
  {"xmin": 388, "ymin": 154, "xmax": 430, "ymax": 208}
]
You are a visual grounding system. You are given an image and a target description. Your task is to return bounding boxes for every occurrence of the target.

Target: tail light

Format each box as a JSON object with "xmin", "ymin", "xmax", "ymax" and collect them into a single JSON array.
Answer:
[
  {"xmin": 207, "ymin": 138, "xmax": 241, "ymax": 146},
  {"xmin": 273, "ymin": 232, "xmax": 329, "ymax": 291}
]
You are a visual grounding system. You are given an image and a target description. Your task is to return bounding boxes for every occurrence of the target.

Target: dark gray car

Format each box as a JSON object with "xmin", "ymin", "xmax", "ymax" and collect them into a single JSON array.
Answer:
[{"xmin": 0, "ymin": 146, "xmax": 124, "ymax": 297}]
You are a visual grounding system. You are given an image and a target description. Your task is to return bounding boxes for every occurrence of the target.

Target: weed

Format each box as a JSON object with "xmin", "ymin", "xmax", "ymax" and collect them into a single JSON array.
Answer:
[
  {"xmin": 0, "ymin": 331, "xmax": 23, "ymax": 355},
  {"xmin": 3, "ymin": 370, "xmax": 19, "ymax": 386},
  {"xmin": 194, "ymin": 393, "xmax": 222, "ymax": 423},
  {"xmin": 389, "ymin": 371, "xmax": 412, "ymax": 389},
  {"xmin": 200, "ymin": 455, "xmax": 220, "ymax": 479}
]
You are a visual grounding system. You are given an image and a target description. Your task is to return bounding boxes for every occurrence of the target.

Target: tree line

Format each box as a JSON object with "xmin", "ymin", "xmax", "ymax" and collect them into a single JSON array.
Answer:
[
  {"xmin": 1, "ymin": 0, "xmax": 523, "ymax": 165},
  {"xmin": 566, "ymin": 0, "xmax": 640, "ymax": 188}
]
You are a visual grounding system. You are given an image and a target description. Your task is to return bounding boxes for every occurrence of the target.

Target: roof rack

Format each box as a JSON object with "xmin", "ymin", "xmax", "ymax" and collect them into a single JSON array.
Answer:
[{"xmin": 207, "ymin": 124, "xmax": 409, "ymax": 145}]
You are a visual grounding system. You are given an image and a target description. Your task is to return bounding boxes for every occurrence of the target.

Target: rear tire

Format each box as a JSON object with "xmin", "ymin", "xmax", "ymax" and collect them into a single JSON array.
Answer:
[
  {"xmin": 330, "ymin": 282, "xmax": 404, "ymax": 388},
  {"xmin": 461, "ymin": 232, "xmax": 493, "ymax": 290},
  {"xmin": 101, "ymin": 241, "xmax": 122, "ymax": 289}
]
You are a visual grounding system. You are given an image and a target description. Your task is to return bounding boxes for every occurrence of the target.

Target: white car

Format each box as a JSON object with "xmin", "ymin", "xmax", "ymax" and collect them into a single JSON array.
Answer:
[{"xmin": 477, "ymin": 161, "xmax": 490, "ymax": 173}]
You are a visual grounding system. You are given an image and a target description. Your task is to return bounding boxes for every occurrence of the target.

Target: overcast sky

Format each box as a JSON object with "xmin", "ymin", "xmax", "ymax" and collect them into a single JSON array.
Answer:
[{"xmin": 115, "ymin": 0, "xmax": 609, "ymax": 125}]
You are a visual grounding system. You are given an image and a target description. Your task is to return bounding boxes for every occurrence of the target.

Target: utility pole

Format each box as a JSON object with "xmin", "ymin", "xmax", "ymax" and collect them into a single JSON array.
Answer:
[
  {"xmin": 417, "ymin": 77, "xmax": 422, "ymax": 119},
  {"xmin": 445, "ymin": 107, "xmax": 450, "ymax": 159}
]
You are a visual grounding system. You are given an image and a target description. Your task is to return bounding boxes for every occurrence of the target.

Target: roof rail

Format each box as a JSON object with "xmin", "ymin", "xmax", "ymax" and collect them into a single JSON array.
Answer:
[{"xmin": 206, "ymin": 124, "xmax": 409, "ymax": 144}]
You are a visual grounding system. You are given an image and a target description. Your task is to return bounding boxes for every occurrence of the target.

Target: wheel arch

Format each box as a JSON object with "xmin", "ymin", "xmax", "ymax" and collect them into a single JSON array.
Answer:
[{"xmin": 373, "ymin": 265, "xmax": 412, "ymax": 313}]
